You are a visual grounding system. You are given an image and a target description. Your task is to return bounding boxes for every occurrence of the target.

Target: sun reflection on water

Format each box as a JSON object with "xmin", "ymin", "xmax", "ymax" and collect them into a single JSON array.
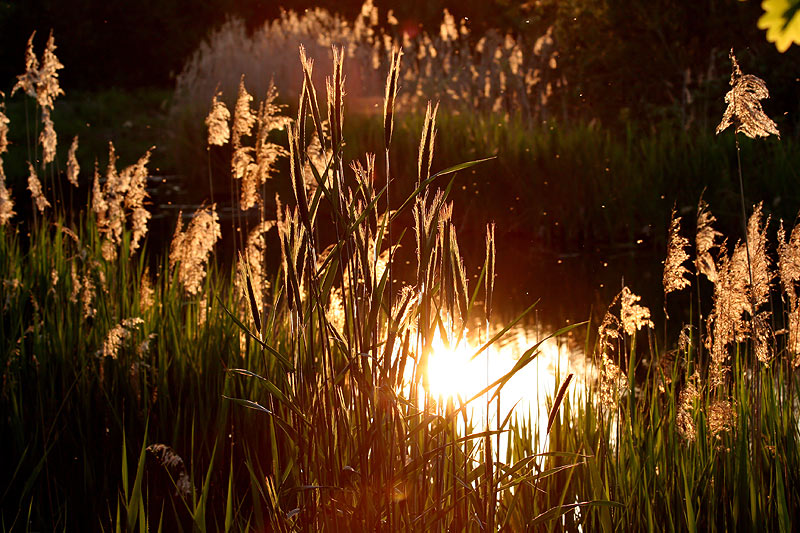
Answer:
[{"xmin": 419, "ymin": 322, "xmax": 594, "ymax": 453}]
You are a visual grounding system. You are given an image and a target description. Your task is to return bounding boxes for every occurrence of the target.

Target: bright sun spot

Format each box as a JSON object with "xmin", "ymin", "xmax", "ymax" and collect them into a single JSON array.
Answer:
[{"xmin": 420, "ymin": 322, "xmax": 593, "ymax": 453}]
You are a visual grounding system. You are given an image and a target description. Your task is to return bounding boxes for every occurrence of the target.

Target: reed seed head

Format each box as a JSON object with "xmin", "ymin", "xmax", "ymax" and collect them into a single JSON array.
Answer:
[
  {"xmin": 169, "ymin": 205, "xmax": 222, "ymax": 296},
  {"xmin": 417, "ymin": 101, "xmax": 439, "ymax": 185},
  {"xmin": 696, "ymin": 197, "xmax": 721, "ymax": 283},
  {"xmin": 663, "ymin": 206, "xmax": 691, "ymax": 301},
  {"xmin": 206, "ymin": 91, "xmax": 231, "ymax": 146},
  {"xmin": 66, "ymin": 135, "xmax": 79, "ymax": 187},
  {"xmin": 716, "ymin": 50, "xmax": 779, "ymax": 139},
  {"xmin": 383, "ymin": 46, "xmax": 402, "ymax": 148},
  {"xmin": 620, "ymin": 286, "xmax": 653, "ymax": 337},
  {"xmin": 746, "ymin": 203, "xmax": 772, "ymax": 309},
  {"xmin": 102, "ymin": 317, "xmax": 144, "ymax": 359},
  {"xmin": 39, "ymin": 107, "xmax": 57, "ymax": 165},
  {"xmin": 27, "ymin": 161, "xmax": 50, "ymax": 213},
  {"xmin": 0, "ymin": 103, "xmax": 9, "ymax": 155},
  {"xmin": 0, "ymin": 163, "xmax": 15, "ymax": 226},
  {"xmin": 12, "ymin": 32, "xmax": 39, "ymax": 100},
  {"xmin": 676, "ymin": 371, "xmax": 700, "ymax": 442}
]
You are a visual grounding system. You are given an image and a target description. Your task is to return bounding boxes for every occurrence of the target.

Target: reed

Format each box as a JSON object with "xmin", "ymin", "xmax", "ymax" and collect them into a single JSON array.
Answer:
[{"xmin": 1, "ymin": 27, "xmax": 800, "ymax": 533}]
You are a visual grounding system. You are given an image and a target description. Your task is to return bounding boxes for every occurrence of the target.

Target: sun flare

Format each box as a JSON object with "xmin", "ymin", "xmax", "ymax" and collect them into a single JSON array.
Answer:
[{"xmin": 421, "ymin": 322, "xmax": 591, "ymax": 447}]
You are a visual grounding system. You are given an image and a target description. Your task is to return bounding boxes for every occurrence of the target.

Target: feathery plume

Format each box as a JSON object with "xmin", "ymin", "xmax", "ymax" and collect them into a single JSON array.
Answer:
[
  {"xmin": 777, "ymin": 220, "xmax": 800, "ymax": 304},
  {"xmin": 11, "ymin": 32, "xmax": 39, "ymax": 99},
  {"xmin": 676, "ymin": 372, "xmax": 700, "ymax": 442},
  {"xmin": 299, "ymin": 45, "xmax": 327, "ymax": 153},
  {"xmin": 485, "ymin": 222, "xmax": 495, "ymax": 324},
  {"xmin": 326, "ymin": 46, "xmax": 345, "ymax": 157},
  {"xmin": 0, "ymin": 102, "xmax": 9, "ymax": 155},
  {"xmin": 169, "ymin": 205, "xmax": 222, "ymax": 296},
  {"xmin": 777, "ymin": 220, "xmax": 800, "ymax": 361},
  {"xmin": 620, "ymin": 286, "xmax": 654, "ymax": 337},
  {"xmin": 205, "ymin": 91, "xmax": 231, "ymax": 146},
  {"xmin": 27, "ymin": 162, "xmax": 50, "ymax": 213},
  {"xmin": 102, "ymin": 318, "xmax": 144, "ymax": 359},
  {"xmin": 232, "ymin": 76, "xmax": 256, "ymax": 147},
  {"xmin": 707, "ymin": 241, "xmax": 749, "ymax": 388},
  {"xmin": 708, "ymin": 399, "xmax": 736, "ymax": 445},
  {"xmin": 139, "ymin": 267, "xmax": 155, "ymax": 313},
  {"xmin": 123, "ymin": 148, "xmax": 154, "ymax": 254},
  {"xmin": 716, "ymin": 50, "xmax": 779, "ymax": 139},
  {"xmin": 383, "ymin": 46, "xmax": 402, "ymax": 149},
  {"xmin": 288, "ymin": 122, "xmax": 312, "ymax": 234},
  {"xmin": 91, "ymin": 160, "xmax": 107, "ymax": 225},
  {"xmin": 236, "ymin": 221, "xmax": 275, "ymax": 312},
  {"xmin": 81, "ymin": 270, "xmax": 96, "ymax": 318},
  {"xmin": 696, "ymin": 197, "xmax": 722, "ymax": 282},
  {"xmin": 66, "ymin": 135, "xmax": 79, "ymax": 186},
  {"xmin": 37, "ymin": 31, "xmax": 64, "ymax": 109},
  {"xmin": 663, "ymin": 206, "xmax": 691, "ymax": 302},
  {"xmin": 752, "ymin": 311, "xmax": 774, "ymax": 364},
  {"xmin": 746, "ymin": 203, "xmax": 772, "ymax": 309},
  {"xmin": 599, "ymin": 352, "xmax": 627, "ymax": 411},
  {"xmin": 597, "ymin": 293, "xmax": 626, "ymax": 410},
  {"xmin": 788, "ymin": 301, "xmax": 800, "ymax": 366},
  {"xmin": 440, "ymin": 9, "xmax": 459, "ymax": 42},
  {"xmin": 240, "ymin": 84, "xmax": 289, "ymax": 210},
  {"xmin": 417, "ymin": 101, "xmax": 439, "ymax": 185},
  {"xmin": 69, "ymin": 260, "xmax": 80, "ymax": 303},
  {"xmin": 39, "ymin": 107, "xmax": 57, "ymax": 165},
  {"xmin": 0, "ymin": 164, "xmax": 15, "ymax": 226},
  {"xmin": 231, "ymin": 76, "xmax": 256, "ymax": 182}
]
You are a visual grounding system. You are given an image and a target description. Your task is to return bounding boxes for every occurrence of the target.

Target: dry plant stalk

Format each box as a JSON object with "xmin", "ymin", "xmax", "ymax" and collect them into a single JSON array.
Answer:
[
  {"xmin": 696, "ymin": 197, "xmax": 721, "ymax": 283},
  {"xmin": 81, "ymin": 270, "xmax": 96, "ymax": 319},
  {"xmin": 102, "ymin": 317, "xmax": 144, "ymax": 359},
  {"xmin": 676, "ymin": 372, "xmax": 701, "ymax": 442},
  {"xmin": 326, "ymin": 46, "xmax": 345, "ymax": 157},
  {"xmin": 620, "ymin": 286, "xmax": 654, "ymax": 337},
  {"xmin": 745, "ymin": 203, "xmax": 772, "ymax": 309},
  {"xmin": 0, "ymin": 163, "xmax": 14, "ymax": 226},
  {"xmin": 231, "ymin": 76, "xmax": 256, "ymax": 182},
  {"xmin": 664, "ymin": 207, "xmax": 691, "ymax": 307},
  {"xmin": 0, "ymin": 102, "xmax": 12, "ymax": 225},
  {"xmin": 236, "ymin": 221, "xmax": 275, "ymax": 313},
  {"xmin": 27, "ymin": 161, "xmax": 50, "ymax": 213},
  {"xmin": 66, "ymin": 135, "xmax": 79, "ymax": 186},
  {"xmin": 139, "ymin": 268, "xmax": 155, "ymax": 313},
  {"xmin": 383, "ymin": 46, "xmax": 402, "ymax": 148},
  {"xmin": 417, "ymin": 101, "xmax": 439, "ymax": 185},
  {"xmin": 169, "ymin": 205, "xmax": 222, "ymax": 296},
  {"xmin": 39, "ymin": 107, "xmax": 57, "ymax": 165},
  {"xmin": 705, "ymin": 206, "xmax": 774, "ymax": 384},
  {"xmin": 597, "ymin": 298, "xmax": 624, "ymax": 410},
  {"xmin": 93, "ymin": 144, "xmax": 154, "ymax": 259},
  {"xmin": 708, "ymin": 398, "xmax": 736, "ymax": 445},
  {"xmin": 13, "ymin": 31, "xmax": 64, "ymax": 109},
  {"xmin": 0, "ymin": 101, "xmax": 9, "ymax": 155},
  {"xmin": 205, "ymin": 91, "xmax": 231, "ymax": 146},
  {"xmin": 69, "ymin": 260, "xmax": 80, "ymax": 303},
  {"xmin": 599, "ymin": 352, "xmax": 627, "ymax": 411},
  {"xmin": 716, "ymin": 50, "xmax": 779, "ymax": 139},
  {"xmin": 707, "ymin": 240, "xmax": 748, "ymax": 388},
  {"xmin": 246, "ymin": 85, "xmax": 289, "ymax": 210},
  {"xmin": 777, "ymin": 220, "xmax": 800, "ymax": 364}
]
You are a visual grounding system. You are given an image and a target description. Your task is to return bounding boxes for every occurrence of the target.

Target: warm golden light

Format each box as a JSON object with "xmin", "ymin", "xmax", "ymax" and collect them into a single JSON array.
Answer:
[{"xmin": 421, "ymin": 322, "xmax": 592, "ymax": 452}]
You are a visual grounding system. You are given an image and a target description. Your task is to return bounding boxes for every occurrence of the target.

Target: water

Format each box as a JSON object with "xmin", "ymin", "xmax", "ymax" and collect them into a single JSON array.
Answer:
[{"xmin": 147, "ymin": 174, "xmax": 667, "ymax": 443}]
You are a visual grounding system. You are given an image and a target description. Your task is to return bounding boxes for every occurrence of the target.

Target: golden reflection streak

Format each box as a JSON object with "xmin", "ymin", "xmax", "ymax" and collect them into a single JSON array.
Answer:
[{"xmin": 416, "ymin": 323, "xmax": 594, "ymax": 454}]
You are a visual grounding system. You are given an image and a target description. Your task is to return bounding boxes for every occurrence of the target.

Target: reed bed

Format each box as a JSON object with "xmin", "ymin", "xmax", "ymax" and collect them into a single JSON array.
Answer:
[{"xmin": 1, "ymin": 28, "xmax": 799, "ymax": 533}]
